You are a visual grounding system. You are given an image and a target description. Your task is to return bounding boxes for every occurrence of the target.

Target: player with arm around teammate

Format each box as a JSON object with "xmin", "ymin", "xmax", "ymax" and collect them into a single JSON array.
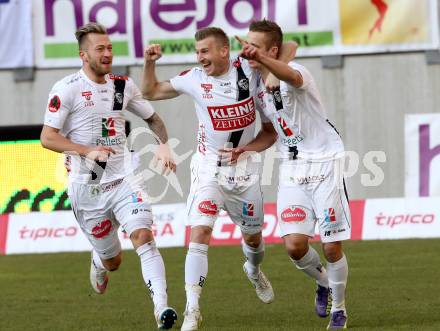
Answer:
[
  {"xmin": 233, "ymin": 20, "xmax": 350, "ymax": 330},
  {"xmin": 40, "ymin": 22, "xmax": 178, "ymax": 330},
  {"xmin": 142, "ymin": 27, "xmax": 296, "ymax": 331}
]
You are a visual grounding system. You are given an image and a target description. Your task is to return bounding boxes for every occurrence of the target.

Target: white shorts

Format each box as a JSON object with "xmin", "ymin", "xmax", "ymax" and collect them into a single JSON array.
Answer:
[
  {"xmin": 186, "ymin": 155, "xmax": 264, "ymax": 235},
  {"xmin": 277, "ymin": 158, "xmax": 351, "ymax": 243},
  {"xmin": 68, "ymin": 174, "xmax": 153, "ymax": 259}
]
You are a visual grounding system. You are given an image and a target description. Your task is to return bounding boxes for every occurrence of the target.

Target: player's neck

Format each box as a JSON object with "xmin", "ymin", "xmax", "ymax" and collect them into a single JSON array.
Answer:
[{"xmin": 82, "ymin": 66, "xmax": 107, "ymax": 84}]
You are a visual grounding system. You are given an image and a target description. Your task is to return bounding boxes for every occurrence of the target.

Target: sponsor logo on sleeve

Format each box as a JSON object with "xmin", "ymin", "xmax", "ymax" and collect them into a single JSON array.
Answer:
[
  {"xmin": 198, "ymin": 200, "xmax": 218, "ymax": 216},
  {"xmin": 281, "ymin": 206, "xmax": 307, "ymax": 222},
  {"xmin": 48, "ymin": 95, "xmax": 61, "ymax": 113},
  {"xmin": 207, "ymin": 97, "xmax": 256, "ymax": 131}
]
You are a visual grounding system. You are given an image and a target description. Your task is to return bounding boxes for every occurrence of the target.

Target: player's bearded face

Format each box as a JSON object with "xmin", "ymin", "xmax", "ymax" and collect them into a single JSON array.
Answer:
[
  {"xmin": 196, "ymin": 37, "xmax": 229, "ymax": 76},
  {"xmin": 83, "ymin": 34, "xmax": 113, "ymax": 76}
]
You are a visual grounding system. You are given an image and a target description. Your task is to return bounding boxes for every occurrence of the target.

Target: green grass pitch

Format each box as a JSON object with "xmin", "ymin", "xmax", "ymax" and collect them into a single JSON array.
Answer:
[{"xmin": 1, "ymin": 239, "xmax": 440, "ymax": 330}]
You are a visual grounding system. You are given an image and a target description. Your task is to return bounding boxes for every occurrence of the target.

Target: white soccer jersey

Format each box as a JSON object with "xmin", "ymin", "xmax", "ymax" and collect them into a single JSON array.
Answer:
[
  {"xmin": 44, "ymin": 69, "xmax": 155, "ymax": 184},
  {"xmin": 170, "ymin": 58, "xmax": 269, "ymax": 162},
  {"xmin": 259, "ymin": 62, "xmax": 344, "ymax": 160}
]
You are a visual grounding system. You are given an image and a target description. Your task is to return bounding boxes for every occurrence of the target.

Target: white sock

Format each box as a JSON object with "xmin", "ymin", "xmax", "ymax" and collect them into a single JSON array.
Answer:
[
  {"xmin": 136, "ymin": 241, "xmax": 168, "ymax": 310},
  {"xmin": 327, "ymin": 254, "xmax": 348, "ymax": 313},
  {"xmin": 242, "ymin": 241, "xmax": 265, "ymax": 278},
  {"xmin": 92, "ymin": 249, "xmax": 107, "ymax": 271},
  {"xmin": 292, "ymin": 246, "xmax": 329, "ymax": 288},
  {"xmin": 185, "ymin": 242, "xmax": 209, "ymax": 310}
]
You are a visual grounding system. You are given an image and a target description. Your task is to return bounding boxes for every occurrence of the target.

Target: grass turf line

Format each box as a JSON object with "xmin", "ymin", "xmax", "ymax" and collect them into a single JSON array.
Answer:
[{"xmin": 1, "ymin": 239, "xmax": 440, "ymax": 330}]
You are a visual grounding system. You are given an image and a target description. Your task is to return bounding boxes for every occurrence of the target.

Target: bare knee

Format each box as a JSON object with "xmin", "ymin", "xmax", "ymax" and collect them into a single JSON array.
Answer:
[
  {"xmin": 242, "ymin": 232, "xmax": 262, "ymax": 248},
  {"xmin": 102, "ymin": 253, "xmax": 122, "ymax": 271},
  {"xmin": 322, "ymin": 242, "xmax": 343, "ymax": 263},
  {"xmin": 190, "ymin": 226, "xmax": 212, "ymax": 245},
  {"xmin": 130, "ymin": 228, "xmax": 154, "ymax": 249},
  {"xmin": 284, "ymin": 235, "xmax": 309, "ymax": 260}
]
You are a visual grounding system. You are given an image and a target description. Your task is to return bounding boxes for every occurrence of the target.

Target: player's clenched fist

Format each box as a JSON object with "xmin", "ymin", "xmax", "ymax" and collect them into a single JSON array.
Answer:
[{"xmin": 144, "ymin": 44, "xmax": 162, "ymax": 61}]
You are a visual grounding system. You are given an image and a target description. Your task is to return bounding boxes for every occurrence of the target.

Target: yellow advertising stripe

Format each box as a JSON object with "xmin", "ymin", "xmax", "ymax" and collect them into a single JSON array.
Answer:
[
  {"xmin": 340, "ymin": 0, "xmax": 429, "ymax": 45},
  {"xmin": 0, "ymin": 141, "xmax": 67, "ymax": 213}
]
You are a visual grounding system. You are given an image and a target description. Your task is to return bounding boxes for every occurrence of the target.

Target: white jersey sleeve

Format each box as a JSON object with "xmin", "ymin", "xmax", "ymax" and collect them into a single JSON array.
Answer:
[
  {"xmin": 125, "ymin": 78, "xmax": 155, "ymax": 119},
  {"xmin": 290, "ymin": 62, "xmax": 313, "ymax": 90},
  {"xmin": 169, "ymin": 68, "xmax": 197, "ymax": 95},
  {"xmin": 44, "ymin": 81, "xmax": 73, "ymax": 129}
]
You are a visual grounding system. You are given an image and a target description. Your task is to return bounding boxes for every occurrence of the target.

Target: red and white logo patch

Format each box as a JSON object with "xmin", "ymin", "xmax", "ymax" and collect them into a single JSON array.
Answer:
[
  {"xmin": 48, "ymin": 95, "xmax": 61, "ymax": 113},
  {"xmin": 109, "ymin": 74, "xmax": 128, "ymax": 80},
  {"xmin": 198, "ymin": 200, "xmax": 218, "ymax": 216},
  {"xmin": 281, "ymin": 206, "xmax": 307, "ymax": 222},
  {"xmin": 277, "ymin": 116, "xmax": 294, "ymax": 136},
  {"xmin": 91, "ymin": 219, "xmax": 113, "ymax": 238},
  {"xmin": 207, "ymin": 97, "xmax": 256, "ymax": 131},
  {"xmin": 201, "ymin": 83, "xmax": 213, "ymax": 99},
  {"xmin": 201, "ymin": 83, "xmax": 213, "ymax": 93},
  {"xmin": 81, "ymin": 91, "xmax": 92, "ymax": 100}
]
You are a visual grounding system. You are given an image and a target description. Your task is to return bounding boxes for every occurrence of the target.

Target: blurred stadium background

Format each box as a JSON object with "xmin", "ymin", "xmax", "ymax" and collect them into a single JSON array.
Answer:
[{"xmin": 1, "ymin": 0, "xmax": 440, "ymax": 330}]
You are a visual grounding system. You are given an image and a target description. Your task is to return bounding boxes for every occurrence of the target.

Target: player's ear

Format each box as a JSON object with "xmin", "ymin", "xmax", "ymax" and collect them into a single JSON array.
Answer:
[
  {"xmin": 270, "ymin": 46, "xmax": 279, "ymax": 58},
  {"xmin": 220, "ymin": 45, "xmax": 229, "ymax": 58},
  {"xmin": 79, "ymin": 49, "xmax": 87, "ymax": 62}
]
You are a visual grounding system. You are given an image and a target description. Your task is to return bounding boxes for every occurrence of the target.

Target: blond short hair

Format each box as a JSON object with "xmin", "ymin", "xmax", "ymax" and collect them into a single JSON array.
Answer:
[
  {"xmin": 195, "ymin": 27, "xmax": 229, "ymax": 47},
  {"xmin": 75, "ymin": 22, "xmax": 107, "ymax": 49}
]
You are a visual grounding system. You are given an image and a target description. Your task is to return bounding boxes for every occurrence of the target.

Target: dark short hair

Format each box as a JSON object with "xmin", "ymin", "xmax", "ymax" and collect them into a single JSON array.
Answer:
[
  {"xmin": 249, "ymin": 19, "xmax": 282, "ymax": 50},
  {"xmin": 75, "ymin": 22, "xmax": 107, "ymax": 49},
  {"xmin": 195, "ymin": 27, "xmax": 230, "ymax": 47}
]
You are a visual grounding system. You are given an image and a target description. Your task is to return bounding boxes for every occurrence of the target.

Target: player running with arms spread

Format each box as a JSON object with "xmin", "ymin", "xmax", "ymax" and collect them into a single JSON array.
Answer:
[{"xmin": 41, "ymin": 22, "xmax": 178, "ymax": 330}]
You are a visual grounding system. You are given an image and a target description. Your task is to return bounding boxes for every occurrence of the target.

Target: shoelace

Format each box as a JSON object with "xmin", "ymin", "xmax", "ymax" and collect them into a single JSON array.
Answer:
[{"xmin": 257, "ymin": 273, "xmax": 269, "ymax": 288}]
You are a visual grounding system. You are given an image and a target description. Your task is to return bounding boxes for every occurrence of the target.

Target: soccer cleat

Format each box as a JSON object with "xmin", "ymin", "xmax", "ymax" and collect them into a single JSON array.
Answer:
[
  {"xmin": 181, "ymin": 308, "xmax": 202, "ymax": 331},
  {"xmin": 327, "ymin": 310, "xmax": 348, "ymax": 330},
  {"xmin": 90, "ymin": 255, "xmax": 108, "ymax": 294},
  {"xmin": 243, "ymin": 265, "xmax": 274, "ymax": 304},
  {"xmin": 155, "ymin": 307, "xmax": 178, "ymax": 330},
  {"xmin": 315, "ymin": 285, "xmax": 331, "ymax": 317}
]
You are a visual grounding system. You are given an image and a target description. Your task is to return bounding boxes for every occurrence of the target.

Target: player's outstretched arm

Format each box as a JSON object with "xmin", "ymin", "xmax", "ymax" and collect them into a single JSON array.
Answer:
[
  {"xmin": 219, "ymin": 122, "xmax": 277, "ymax": 164},
  {"xmin": 258, "ymin": 55, "xmax": 303, "ymax": 88},
  {"xmin": 144, "ymin": 113, "xmax": 176, "ymax": 174},
  {"xmin": 264, "ymin": 41, "xmax": 298, "ymax": 90},
  {"xmin": 40, "ymin": 125, "xmax": 115, "ymax": 161},
  {"xmin": 142, "ymin": 44, "xmax": 179, "ymax": 101}
]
